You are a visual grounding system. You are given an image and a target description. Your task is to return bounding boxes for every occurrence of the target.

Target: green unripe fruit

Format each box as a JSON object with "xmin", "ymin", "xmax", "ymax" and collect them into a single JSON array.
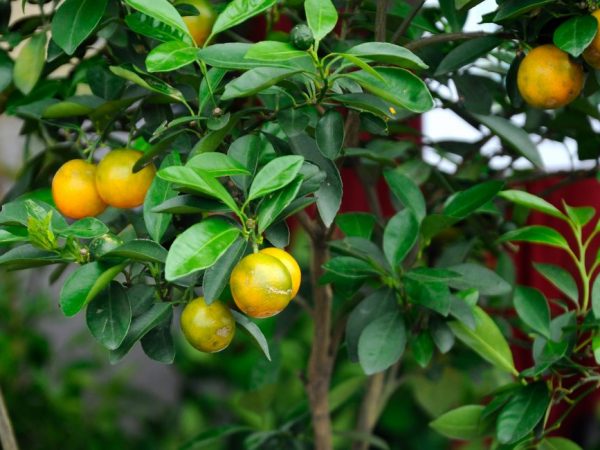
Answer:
[{"xmin": 290, "ymin": 24, "xmax": 314, "ymax": 50}]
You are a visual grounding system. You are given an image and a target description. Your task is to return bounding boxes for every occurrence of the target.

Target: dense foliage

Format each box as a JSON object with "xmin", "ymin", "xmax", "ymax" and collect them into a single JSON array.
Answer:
[{"xmin": 3, "ymin": 0, "xmax": 600, "ymax": 449}]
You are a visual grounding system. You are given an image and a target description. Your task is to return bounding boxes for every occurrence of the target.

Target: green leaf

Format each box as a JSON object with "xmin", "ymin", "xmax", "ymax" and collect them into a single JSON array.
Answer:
[
  {"xmin": 405, "ymin": 278, "xmax": 451, "ymax": 316},
  {"xmin": 383, "ymin": 209, "xmax": 419, "ymax": 269},
  {"xmin": 538, "ymin": 438, "xmax": 583, "ymax": 450},
  {"xmin": 322, "ymin": 256, "xmax": 380, "ymax": 280},
  {"xmin": 180, "ymin": 425, "xmax": 253, "ymax": 450},
  {"xmin": 109, "ymin": 66, "xmax": 185, "ymax": 103},
  {"xmin": 346, "ymin": 42, "xmax": 428, "ymax": 70},
  {"xmin": 499, "ymin": 226, "xmax": 570, "ymax": 250},
  {"xmin": 494, "ymin": 0, "xmax": 555, "ymax": 21},
  {"xmin": 13, "ymin": 32, "xmax": 47, "ymax": 95},
  {"xmin": 316, "ymin": 110, "xmax": 345, "ymax": 159},
  {"xmin": 412, "ymin": 332, "xmax": 434, "ymax": 368},
  {"xmin": 496, "ymin": 383, "xmax": 550, "ymax": 444},
  {"xmin": 125, "ymin": 12, "xmax": 188, "ymax": 43},
  {"xmin": 165, "ymin": 218, "xmax": 240, "ymax": 281},
  {"xmin": 109, "ymin": 303, "xmax": 172, "ymax": 363},
  {"xmin": 435, "ymin": 36, "xmax": 502, "ymax": 76},
  {"xmin": 335, "ymin": 213, "xmax": 376, "ymax": 240},
  {"xmin": 564, "ymin": 203, "xmax": 595, "ymax": 227},
  {"xmin": 198, "ymin": 43, "xmax": 311, "ymax": 70},
  {"xmin": 444, "ymin": 180, "xmax": 504, "ymax": 219},
  {"xmin": 473, "ymin": 114, "xmax": 543, "ymax": 168},
  {"xmin": 384, "ymin": 169, "xmax": 426, "ymax": 222},
  {"xmin": 86, "ymin": 282, "xmax": 132, "ymax": 350},
  {"xmin": 141, "ymin": 311, "xmax": 174, "ymax": 363},
  {"xmin": 248, "ymin": 155, "xmax": 304, "ymax": 201},
  {"xmin": 245, "ymin": 41, "xmax": 307, "ymax": 61},
  {"xmin": 553, "ymin": 15, "xmax": 598, "ymax": 58},
  {"xmin": 186, "ymin": 152, "xmax": 251, "ymax": 176},
  {"xmin": 447, "ymin": 263, "xmax": 512, "ymax": 296},
  {"xmin": 305, "ymin": 0, "xmax": 338, "ymax": 42},
  {"xmin": 58, "ymin": 218, "xmax": 109, "ymax": 239},
  {"xmin": 0, "ymin": 244, "xmax": 63, "ymax": 269},
  {"xmin": 257, "ymin": 177, "xmax": 302, "ymax": 234},
  {"xmin": 152, "ymin": 195, "xmax": 229, "ymax": 214},
  {"xmin": 331, "ymin": 93, "xmax": 399, "ymax": 120},
  {"xmin": 534, "ymin": 263, "xmax": 579, "ymax": 306},
  {"xmin": 104, "ymin": 239, "xmax": 168, "ymax": 264},
  {"xmin": 123, "ymin": 0, "xmax": 191, "ymax": 43},
  {"xmin": 228, "ymin": 134, "xmax": 262, "ymax": 193},
  {"xmin": 514, "ymin": 286, "xmax": 551, "ymax": 339},
  {"xmin": 0, "ymin": 227, "xmax": 28, "ymax": 246},
  {"xmin": 358, "ymin": 310, "xmax": 406, "ymax": 375},
  {"xmin": 221, "ymin": 67, "xmax": 303, "ymax": 100},
  {"xmin": 346, "ymin": 289, "xmax": 396, "ymax": 362},
  {"xmin": 0, "ymin": 50, "xmax": 13, "ymax": 93},
  {"xmin": 203, "ymin": 238, "xmax": 247, "ymax": 304},
  {"xmin": 231, "ymin": 310, "xmax": 271, "ymax": 361},
  {"xmin": 211, "ymin": 0, "xmax": 277, "ymax": 38},
  {"xmin": 51, "ymin": 0, "xmax": 108, "ymax": 55},
  {"xmin": 144, "ymin": 153, "xmax": 180, "ymax": 243},
  {"xmin": 449, "ymin": 306, "xmax": 517, "ymax": 375},
  {"xmin": 347, "ymin": 67, "xmax": 434, "ymax": 113},
  {"xmin": 60, "ymin": 262, "xmax": 126, "ymax": 317},
  {"xmin": 498, "ymin": 190, "xmax": 566, "ymax": 220},
  {"xmin": 430, "ymin": 405, "xmax": 487, "ymax": 440},
  {"xmin": 146, "ymin": 41, "xmax": 197, "ymax": 72}
]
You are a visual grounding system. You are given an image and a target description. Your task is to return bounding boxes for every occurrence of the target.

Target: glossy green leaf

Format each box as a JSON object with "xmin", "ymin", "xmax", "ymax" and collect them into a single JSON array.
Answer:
[
  {"xmin": 384, "ymin": 169, "xmax": 426, "ymax": 222},
  {"xmin": 494, "ymin": 0, "xmax": 555, "ymax": 21},
  {"xmin": 165, "ymin": 219, "xmax": 240, "ymax": 281},
  {"xmin": 331, "ymin": 93, "xmax": 399, "ymax": 119},
  {"xmin": 203, "ymin": 238, "xmax": 247, "ymax": 304},
  {"xmin": 221, "ymin": 67, "xmax": 303, "ymax": 100},
  {"xmin": 231, "ymin": 310, "xmax": 271, "ymax": 361},
  {"xmin": 323, "ymin": 256, "xmax": 380, "ymax": 280},
  {"xmin": 124, "ymin": 0, "xmax": 191, "ymax": 42},
  {"xmin": 316, "ymin": 110, "xmax": 345, "ymax": 159},
  {"xmin": 51, "ymin": 0, "xmax": 108, "ymax": 55},
  {"xmin": 257, "ymin": 177, "xmax": 302, "ymax": 234},
  {"xmin": 125, "ymin": 12, "xmax": 188, "ymax": 43},
  {"xmin": 346, "ymin": 42, "xmax": 428, "ymax": 70},
  {"xmin": 144, "ymin": 153, "xmax": 180, "ymax": 243},
  {"xmin": 444, "ymin": 180, "xmax": 504, "ymax": 219},
  {"xmin": 335, "ymin": 213, "xmax": 376, "ymax": 240},
  {"xmin": 141, "ymin": 311, "xmax": 174, "ymax": 363},
  {"xmin": 473, "ymin": 114, "xmax": 543, "ymax": 168},
  {"xmin": 564, "ymin": 203, "xmax": 595, "ymax": 227},
  {"xmin": 553, "ymin": 15, "xmax": 598, "ymax": 58},
  {"xmin": 109, "ymin": 66, "xmax": 185, "ymax": 103},
  {"xmin": 13, "ymin": 33, "xmax": 47, "ymax": 95},
  {"xmin": 245, "ymin": 41, "xmax": 307, "ymax": 61},
  {"xmin": 228, "ymin": 134, "xmax": 262, "ymax": 193},
  {"xmin": 430, "ymin": 405, "xmax": 486, "ymax": 440},
  {"xmin": 211, "ymin": 0, "xmax": 277, "ymax": 38},
  {"xmin": 447, "ymin": 263, "xmax": 512, "ymax": 296},
  {"xmin": 198, "ymin": 43, "xmax": 311, "ymax": 70},
  {"xmin": 534, "ymin": 263, "xmax": 579, "ymax": 305},
  {"xmin": 0, "ymin": 244, "xmax": 63, "ymax": 269},
  {"xmin": 499, "ymin": 190, "xmax": 566, "ymax": 220},
  {"xmin": 104, "ymin": 239, "xmax": 168, "ymax": 264},
  {"xmin": 449, "ymin": 306, "xmax": 517, "ymax": 375},
  {"xmin": 305, "ymin": 0, "xmax": 338, "ymax": 42},
  {"xmin": 514, "ymin": 286, "xmax": 551, "ymax": 339},
  {"xmin": 383, "ymin": 209, "xmax": 419, "ymax": 269},
  {"xmin": 58, "ymin": 218, "xmax": 109, "ymax": 239},
  {"xmin": 186, "ymin": 152, "xmax": 251, "ymax": 176},
  {"xmin": 86, "ymin": 282, "xmax": 132, "ymax": 350},
  {"xmin": 406, "ymin": 278, "xmax": 451, "ymax": 316},
  {"xmin": 496, "ymin": 383, "xmax": 550, "ymax": 444},
  {"xmin": 146, "ymin": 41, "xmax": 197, "ymax": 72},
  {"xmin": 151, "ymin": 195, "xmax": 230, "ymax": 214},
  {"xmin": 348, "ymin": 67, "xmax": 434, "ymax": 113},
  {"xmin": 538, "ymin": 438, "xmax": 583, "ymax": 450},
  {"xmin": 60, "ymin": 262, "xmax": 126, "ymax": 317},
  {"xmin": 435, "ymin": 36, "xmax": 502, "ymax": 75},
  {"xmin": 499, "ymin": 226, "xmax": 570, "ymax": 250},
  {"xmin": 109, "ymin": 303, "xmax": 172, "ymax": 363},
  {"xmin": 248, "ymin": 155, "xmax": 304, "ymax": 201},
  {"xmin": 358, "ymin": 310, "xmax": 406, "ymax": 375}
]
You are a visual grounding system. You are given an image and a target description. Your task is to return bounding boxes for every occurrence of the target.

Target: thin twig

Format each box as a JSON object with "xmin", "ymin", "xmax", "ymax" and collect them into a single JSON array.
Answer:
[
  {"xmin": 0, "ymin": 386, "xmax": 19, "ymax": 450},
  {"xmin": 392, "ymin": 0, "xmax": 425, "ymax": 43},
  {"xmin": 374, "ymin": 0, "xmax": 389, "ymax": 42},
  {"xmin": 405, "ymin": 31, "xmax": 509, "ymax": 52},
  {"xmin": 297, "ymin": 210, "xmax": 318, "ymax": 240}
]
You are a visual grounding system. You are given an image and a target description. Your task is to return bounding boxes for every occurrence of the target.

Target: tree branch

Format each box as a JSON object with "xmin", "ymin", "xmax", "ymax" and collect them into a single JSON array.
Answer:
[
  {"xmin": 405, "ymin": 31, "xmax": 509, "ymax": 52},
  {"xmin": 0, "ymin": 386, "xmax": 19, "ymax": 450},
  {"xmin": 375, "ymin": 0, "xmax": 390, "ymax": 42},
  {"xmin": 392, "ymin": 0, "xmax": 425, "ymax": 43}
]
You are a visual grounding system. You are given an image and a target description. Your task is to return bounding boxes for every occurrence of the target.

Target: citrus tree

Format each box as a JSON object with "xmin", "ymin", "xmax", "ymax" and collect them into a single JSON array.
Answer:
[{"xmin": 2, "ymin": 0, "xmax": 600, "ymax": 449}]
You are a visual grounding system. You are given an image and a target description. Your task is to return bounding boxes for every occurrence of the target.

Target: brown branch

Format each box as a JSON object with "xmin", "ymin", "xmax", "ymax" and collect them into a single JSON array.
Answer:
[
  {"xmin": 374, "ymin": 0, "xmax": 389, "ymax": 42},
  {"xmin": 392, "ymin": 0, "xmax": 425, "ymax": 43},
  {"xmin": 297, "ymin": 210, "xmax": 318, "ymax": 240},
  {"xmin": 0, "ymin": 386, "xmax": 19, "ymax": 450},
  {"xmin": 351, "ymin": 373, "xmax": 386, "ymax": 450},
  {"xmin": 405, "ymin": 31, "xmax": 510, "ymax": 52}
]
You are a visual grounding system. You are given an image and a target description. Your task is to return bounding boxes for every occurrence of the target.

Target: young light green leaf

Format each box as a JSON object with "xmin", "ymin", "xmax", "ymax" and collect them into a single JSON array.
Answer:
[
  {"xmin": 123, "ymin": 0, "xmax": 191, "ymax": 42},
  {"xmin": 499, "ymin": 226, "xmax": 570, "ymax": 250},
  {"xmin": 51, "ymin": 0, "xmax": 108, "ymax": 55},
  {"xmin": 247, "ymin": 155, "xmax": 304, "ymax": 201},
  {"xmin": 498, "ymin": 190, "xmax": 567, "ymax": 220},
  {"xmin": 563, "ymin": 203, "xmax": 595, "ymax": 227},
  {"xmin": 186, "ymin": 152, "xmax": 251, "ymax": 177},
  {"xmin": 305, "ymin": 0, "xmax": 338, "ymax": 42},
  {"xmin": 211, "ymin": 0, "xmax": 277, "ymax": 38},
  {"xmin": 14, "ymin": 33, "xmax": 47, "ymax": 95},
  {"xmin": 335, "ymin": 213, "xmax": 377, "ymax": 240},
  {"xmin": 245, "ymin": 41, "xmax": 307, "ymax": 61},
  {"xmin": 146, "ymin": 41, "xmax": 197, "ymax": 72},
  {"xmin": 221, "ymin": 67, "xmax": 303, "ymax": 100},
  {"xmin": 430, "ymin": 405, "xmax": 487, "ymax": 440},
  {"xmin": 346, "ymin": 42, "xmax": 428, "ymax": 70},
  {"xmin": 165, "ymin": 219, "xmax": 240, "ymax": 281},
  {"xmin": 449, "ymin": 306, "xmax": 518, "ymax": 375},
  {"xmin": 538, "ymin": 438, "xmax": 583, "ymax": 450},
  {"xmin": 257, "ymin": 177, "xmax": 303, "ymax": 234}
]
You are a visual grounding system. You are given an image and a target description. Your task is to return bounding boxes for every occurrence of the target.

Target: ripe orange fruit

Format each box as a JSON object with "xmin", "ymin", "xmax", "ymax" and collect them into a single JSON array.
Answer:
[
  {"xmin": 584, "ymin": 10, "xmax": 600, "ymax": 68},
  {"xmin": 52, "ymin": 159, "xmax": 107, "ymax": 219},
  {"xmin": 175, "ymin": 0, "xmax": 216, "ymax": 47},
  {"xmin": 229, "ymin": 252, "xmax": 293, "ymax": 318},
  {"xmin": 517, "ymin": 44, "xmax": 584, "ymax": 109},
  {"xmin": 95, "ymin": 149, "xmax": 156, "ymax": 209},
  {"xmin": 259, "ymin": 247, "xmax": 301, "ymax": 298},
  {"xmin": 180, "ymin": 297, "xmax": 235, "ymax": 353}
]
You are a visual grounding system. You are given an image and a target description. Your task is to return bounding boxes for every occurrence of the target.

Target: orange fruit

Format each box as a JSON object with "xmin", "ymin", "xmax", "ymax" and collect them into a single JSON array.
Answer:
[
  {"xmin": 229, "ymin": 252, "xmax": 293, "ymax": 318},
  {"xmin": 517, "ymin": 44, "xmax": 584, "ymax": 109},
  {"xmin": 584, "ymin": 10, "xmax": 600, "ymax": 68},
  {"xmin": 259, "ymin": 247, "xmax": 301, "ymax": 298},
  {"xmin": 95, "ymin": 149, "xmax": 156, "ymax": 209},
  {"xmin": 175, "ymin": 0, "xmax": 216, "ymax": 47},
  {"xmin": 51, "ymin": 159, "xmax": 107, "ymax": 219},
  {"xmin": 180, "ymin": 297, "xmax": 235, "ymax": 353}
]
